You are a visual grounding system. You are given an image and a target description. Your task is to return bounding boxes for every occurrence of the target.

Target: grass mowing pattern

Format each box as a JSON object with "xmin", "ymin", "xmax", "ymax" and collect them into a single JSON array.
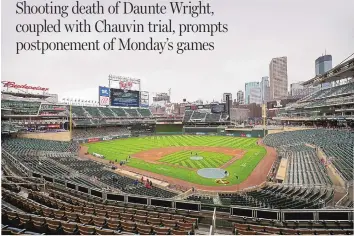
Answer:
[
  {"xmin": 160, "ymin": 151, "xmax": 232, "ymax": 169},
  {"xmin": 84, "ymin": 135, "xmax": 266, "ymax": 186}
]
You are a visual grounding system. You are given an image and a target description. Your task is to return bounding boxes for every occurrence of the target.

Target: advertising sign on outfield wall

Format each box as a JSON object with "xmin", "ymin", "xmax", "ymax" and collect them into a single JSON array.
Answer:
[{"xmin": 88, "ymin": 138, "xmax": 100, "ymax": 143}]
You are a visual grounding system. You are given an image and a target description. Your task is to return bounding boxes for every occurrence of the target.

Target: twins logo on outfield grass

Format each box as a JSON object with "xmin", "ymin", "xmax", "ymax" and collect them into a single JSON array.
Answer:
[{"xmin": 215, "ymin": 179, "xmax": 230, "ymax": 185}]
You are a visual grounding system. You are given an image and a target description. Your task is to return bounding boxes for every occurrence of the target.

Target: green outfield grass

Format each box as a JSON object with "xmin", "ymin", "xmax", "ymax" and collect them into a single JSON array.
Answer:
[
  {"xmin": 160, "ymin": 151, "xmax": 233, "ymax": 169},
  {"xmin": 84, "ymin": 135, "xmax": 266, "ymax": 186}
]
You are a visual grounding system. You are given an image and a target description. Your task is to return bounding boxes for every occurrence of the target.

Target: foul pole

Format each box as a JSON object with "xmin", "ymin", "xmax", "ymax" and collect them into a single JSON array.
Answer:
[{"xmin": 262, "ymin": 104, "xmax": 266, "ymax": 137}]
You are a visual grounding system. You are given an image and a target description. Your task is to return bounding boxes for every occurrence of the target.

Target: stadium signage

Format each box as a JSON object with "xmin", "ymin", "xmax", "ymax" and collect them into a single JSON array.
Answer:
[
  {"xmin": 88, "ymin": 138, "xmax": 100, "ymax": 143},
  {"xmin": 99, "ymin": 86, "xmax": 110, "ymax": 106},
  {"xmin": 2, "ymin": 81, "xmax": 49, "ymax": 91},
  {"xmin": 119, "ymin": 81, "xmax": 133, "ymax": 90},
  {"xmin": 99, "ymin": 86, "xmax": 110, "ymax": 97},
  {"xmin": 103, "ymin": 137, "xmax": 112, "ymax": 141}
]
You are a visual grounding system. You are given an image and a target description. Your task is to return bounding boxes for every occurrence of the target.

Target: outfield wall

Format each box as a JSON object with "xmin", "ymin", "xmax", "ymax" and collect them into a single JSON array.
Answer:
[
  {"xmin": 182, "ymin": 126, "xmax": 226, "ymax": 136},
  {"xmin": 155, "ymin": 124, "xmax": 183, "ymax": 135},
  {"xmin": 225, "ymin": 129, "xmax": 268, "ymax": 138}
]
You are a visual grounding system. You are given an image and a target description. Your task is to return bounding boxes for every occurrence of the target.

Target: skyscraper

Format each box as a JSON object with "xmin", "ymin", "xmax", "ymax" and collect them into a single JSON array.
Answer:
[
  {"xmin": 315, "ymin": 55, "xmax": 332, "ymax": 89},
  {"xmin": 245, "ymin": 82, "xmax": 260, "ymax": 104},
  {"xmin": 237, "ymin": 90, "xmax": 244, "ymax": 104},
  {"xmin": 269, "ymin": 56, "xmax": 288, "ymax": 100},
  {"xmin": 249, "ymin": 87, "xmax": 262, "ymax": 104},
  {"xmin": 315, "ymin": 55, "xmax": 332, "ymax": 76},
  {"xmin": 260, "ymin": 76, "xmax": 270, "ymax": 104},
  {"xmin": 222, "ymin": 93, "xmax": 232, "ymax": 103}
]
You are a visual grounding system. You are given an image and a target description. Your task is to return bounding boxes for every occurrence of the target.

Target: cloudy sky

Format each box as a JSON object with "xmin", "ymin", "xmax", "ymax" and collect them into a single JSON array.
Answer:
[{"xmin": 2, "ymin": 0, "xmax": 354, "ymax": 103}]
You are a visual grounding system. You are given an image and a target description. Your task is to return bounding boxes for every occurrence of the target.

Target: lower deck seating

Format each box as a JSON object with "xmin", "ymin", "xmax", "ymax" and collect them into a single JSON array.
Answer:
[
  {"xmin": 263, "ymin": 129, "xmax": 353, "ymax": 182},
  {"xmin": 187, "ymin": 195, "xmax": 214, "ymax": 205},
  {"xmin": 234, "ymin": 222, "xmax": 353, "ymax": 235},
  {"xmin": 220, "ymin": 185, "xmax": 333, "ymax": 209},
  {"xmin": 2, "ymin": 189, "xmax": 196, "ymax": 235}
]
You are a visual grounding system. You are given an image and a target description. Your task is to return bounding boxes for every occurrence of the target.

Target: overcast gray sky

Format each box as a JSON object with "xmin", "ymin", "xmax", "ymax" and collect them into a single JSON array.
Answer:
[{"xmin": 2, "ymin": 0, "xmax": 354, "ymax": 103}]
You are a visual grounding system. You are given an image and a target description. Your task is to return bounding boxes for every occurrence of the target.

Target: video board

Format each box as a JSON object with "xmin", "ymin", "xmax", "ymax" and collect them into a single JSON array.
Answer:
[{"xmin": 110, "ymin": 88, "xmax": 140, "ymax": 107}]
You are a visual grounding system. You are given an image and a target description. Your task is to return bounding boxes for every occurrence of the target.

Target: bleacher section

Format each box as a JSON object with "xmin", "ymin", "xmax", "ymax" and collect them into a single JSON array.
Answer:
[
  {"xmin": 71, "ymin": 106, "xmax": 87, "ymax": 118},
  {"xmin": 1, "ymin": 100, "xmax": 152, "ymax": 120},
  {"xmin": 99, "ymin": 107, "xmax": 116, "ymax": 118},
  {"xmin": 111, "ymin": 107, "xmax": 127, "ymax": 117},
  {"xmin": 183, "ymin": 110, "xmax": 229, "ymax": 123},
  {"xmin": 2, "ymin": 100, "xmax": 41, "ymax": 116},
  {"xmin": 125, "ymin": 109, "xmax": 139, "ymax": 117},
  {"xmin": 190, "ymin": 112, "xmax": 207, "ymax": 121},
  {"xmin": 84, "ymin": 107, "xmax": 103, "ymax": 118},
  {"xmin": 299, "ymin": 82, "xmax": 354, "ymax": 103},
  {"xmin": 283, "ymin": 145, "xmax": 332, "ymax": 186},
  {"xmin": 71, "ymin": 106, "xmax": 151, "ymax": 120},
  {"xmin": 3, "ymin": 138, "xmax": 78, "ymax": 153},
  {"xmin": 205, "ymin": 113, "xmax": 221, "ymax": 122},
  {"xmin": 278, "ymin": 82, "xmax": 354, "ymax": 119},
  {"xmin": 1, "ymin": 122, "xmax": 25, "ymax": 134},
  {"xmin": 2, "ymin": 138, "xmax": 178, "ymax": 199},
  {"xmin": 137, "ymin": 108, "xmax": 152, "ymax": 117},
  {"xmin": 183, "ymin": 110, "xmax": 194, "ymax": 122},
  {"xmin": 263, "ymin": 129, "xmax": 354, "ymax": 182}
]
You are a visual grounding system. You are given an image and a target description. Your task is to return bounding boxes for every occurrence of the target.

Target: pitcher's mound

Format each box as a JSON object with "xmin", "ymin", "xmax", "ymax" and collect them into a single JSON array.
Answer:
[
  {"xmin": 197, "ymin": 168, "xmax": 227, "ymax": 179},
  {"xmin": 190, "ymin": 156, "xmax": 203, "ymax": 160}
]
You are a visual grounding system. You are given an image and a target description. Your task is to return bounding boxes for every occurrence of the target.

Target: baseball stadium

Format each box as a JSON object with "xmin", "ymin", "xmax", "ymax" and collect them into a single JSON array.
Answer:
[{"xmin": 1, "ymin": 59, "xmax": 354, "ymax": 235}]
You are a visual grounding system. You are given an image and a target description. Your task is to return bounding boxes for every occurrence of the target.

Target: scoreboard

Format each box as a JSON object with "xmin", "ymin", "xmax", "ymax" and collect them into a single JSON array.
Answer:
[{"xmin": 110, "ymin": 88, "xmax": 140, "ymax": 107}]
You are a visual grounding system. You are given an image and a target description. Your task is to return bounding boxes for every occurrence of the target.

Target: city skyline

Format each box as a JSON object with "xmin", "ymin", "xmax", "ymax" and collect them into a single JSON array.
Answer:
[{"xmin": 1, "ymin": 52, "xmax": 347, "ymax": 105}]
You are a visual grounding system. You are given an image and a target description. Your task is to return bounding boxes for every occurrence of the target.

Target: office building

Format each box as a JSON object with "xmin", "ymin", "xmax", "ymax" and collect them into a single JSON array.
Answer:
[
  {"xmin": 269, "ymin": 56, "xmax": 288, "ymax": 100},
  {"xmin": 245, "ymin": 82, "xmax": 260, "ymax": 104},
  {"xmin": 290, "ymin": 82, "xmax": 304, "ymax": 96},
  {"xmin": 223, "ymin": 93, "xmax": 232, "ymax": 103},
  {"xmin": 260, "ymin": 76, "xmax": 270, "ymax": 104},
  {"xmin": 249, "ymin": 87, "xmax": 262, "ymax": 104},
  {"xmin": 237, "ymin": 90, "xmax": 244, "ymax": 104}
]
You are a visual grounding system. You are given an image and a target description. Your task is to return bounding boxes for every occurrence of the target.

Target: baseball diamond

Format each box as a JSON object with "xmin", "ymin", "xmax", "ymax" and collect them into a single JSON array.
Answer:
[{"xmin": 84, "ymin": 135, "xmax": 266, "ymax": 186}]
